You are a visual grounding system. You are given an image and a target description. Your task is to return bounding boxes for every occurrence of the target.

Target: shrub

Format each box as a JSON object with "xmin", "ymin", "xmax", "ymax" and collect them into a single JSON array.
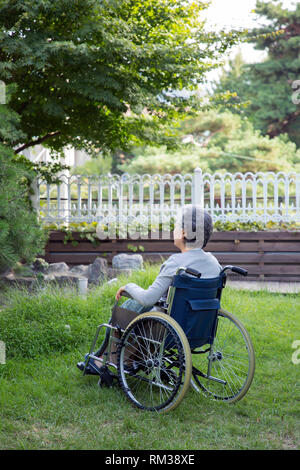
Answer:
[
  {"xmin": 0, "ymin": 144, "xmax": 48, "ymax": 272},
  {"xmin": 0, "ymin": 265, "xmax": 159, "ymax": 359}
]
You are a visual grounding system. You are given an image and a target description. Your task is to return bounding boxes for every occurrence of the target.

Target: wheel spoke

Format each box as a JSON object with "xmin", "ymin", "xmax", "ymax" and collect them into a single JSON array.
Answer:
[
  {"xmin": 118, "ymin": 315, "xmax": 191, "ymax": 412},
  {"xmin": 191, "ymin": 310, "xmax": 255, "ymax": 402}
]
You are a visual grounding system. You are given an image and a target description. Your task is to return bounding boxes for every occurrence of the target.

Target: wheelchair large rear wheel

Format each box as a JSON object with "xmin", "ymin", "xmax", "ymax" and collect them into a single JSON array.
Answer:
[
  {"xmin": 118, "ymin": 312, "xmax": 192, "ymax": 413},
  {"xmin": 191, "ymin": 309, "xmax": 255, "ymax": 403}
]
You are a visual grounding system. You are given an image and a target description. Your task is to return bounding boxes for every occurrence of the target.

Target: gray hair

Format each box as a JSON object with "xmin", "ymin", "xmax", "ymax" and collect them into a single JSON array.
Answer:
[{"xmin": 176, "ymin": 205, "xmax": 213, "ymax": 249}]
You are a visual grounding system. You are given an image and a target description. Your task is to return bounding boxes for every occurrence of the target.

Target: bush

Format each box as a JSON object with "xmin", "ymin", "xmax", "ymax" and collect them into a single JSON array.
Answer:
[
  {"xmin": 0, "ymin": 266, "xmax": 159, "ymax": 359},
  {"xmin": 0, "ymin": 144, "xmax": 48, "ymax": 272},
  {"xmin": 120, "ymin": 111, "xmax": 300, "ymax": 175}
]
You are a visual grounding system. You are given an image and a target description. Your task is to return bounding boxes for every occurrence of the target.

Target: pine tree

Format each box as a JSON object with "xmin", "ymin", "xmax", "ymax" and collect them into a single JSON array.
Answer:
[
  {"xmin": 0, "ymin": 86, "xmax": 47, "ymax": 272},
  {"xmin": 0, "ymin": 143, "xmax": 48, "ymax": 272},
  {"xmin": 213, "ymin": 1, "xmax": 300, "ymax": 146}
]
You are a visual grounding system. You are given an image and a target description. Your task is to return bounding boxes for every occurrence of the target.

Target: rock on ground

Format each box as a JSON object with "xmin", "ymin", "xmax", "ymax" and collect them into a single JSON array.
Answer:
[
  {"xmin": 87, "ymin": 257, "xmax": 108, "ymax": 284},
  {"xmin": 48, "ymin": 262, "xmax": 69, "ymax": 274},
  {"xmin": 112, "ymin": 253, "xmax": 143, "ymax": 270}
]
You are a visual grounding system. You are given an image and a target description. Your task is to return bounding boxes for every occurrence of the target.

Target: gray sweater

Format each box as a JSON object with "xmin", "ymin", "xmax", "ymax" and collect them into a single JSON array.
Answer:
[{"xmin": 124, "ymin": 248, "xmax": 222, "ymax": 307}]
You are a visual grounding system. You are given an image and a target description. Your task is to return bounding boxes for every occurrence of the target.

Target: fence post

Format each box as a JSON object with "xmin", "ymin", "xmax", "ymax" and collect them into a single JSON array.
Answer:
[
  {"xmin": 193, "ymin": 167, "xmax": 204, "ymax": 208},
  {"xmin": 0, "ymin": 340, "xmax": 5, "ymax": 365},
  {"xmin": 77, "ymin": 278, "xmax": 88, "ymax": 299},
  {"xmin": 30, "ymin": 177, "xmax": 39, "ymax": 219}
]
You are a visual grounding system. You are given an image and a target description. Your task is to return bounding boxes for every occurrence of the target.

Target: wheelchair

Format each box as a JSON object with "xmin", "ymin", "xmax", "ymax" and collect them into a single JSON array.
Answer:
[{"xmin": 82, "ymin": 265, "xmax": 255, "ymax": 413}]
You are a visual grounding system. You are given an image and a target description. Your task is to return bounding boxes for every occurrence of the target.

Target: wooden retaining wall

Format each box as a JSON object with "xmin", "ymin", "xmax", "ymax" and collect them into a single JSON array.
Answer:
[{"xmin": 42, "ymin": 231, "xmax": 300, "ymax": 282}]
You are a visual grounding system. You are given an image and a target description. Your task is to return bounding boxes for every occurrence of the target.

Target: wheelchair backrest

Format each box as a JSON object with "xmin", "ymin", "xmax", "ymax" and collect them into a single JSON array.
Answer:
[{"xmin": 168, "ymin": 272, "xmax": 226, "ymax": 349}]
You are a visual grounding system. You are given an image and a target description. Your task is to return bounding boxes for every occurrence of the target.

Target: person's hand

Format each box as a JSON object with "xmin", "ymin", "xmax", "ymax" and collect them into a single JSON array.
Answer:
[{"xmin": 115, "ymin": 285, "xmax": 126, "ymax": 301}]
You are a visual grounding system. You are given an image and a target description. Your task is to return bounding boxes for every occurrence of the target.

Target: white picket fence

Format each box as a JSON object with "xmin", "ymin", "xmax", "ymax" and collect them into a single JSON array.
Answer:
[{"xmin": 36, "ymin": 168, "xmax": 300, "ymax": 226}]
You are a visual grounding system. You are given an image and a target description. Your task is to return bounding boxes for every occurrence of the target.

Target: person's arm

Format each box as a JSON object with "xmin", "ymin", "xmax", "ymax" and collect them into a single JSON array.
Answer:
[{"xmin": 123, "ymin": 256, "xmax": 178, "ymax": 307}]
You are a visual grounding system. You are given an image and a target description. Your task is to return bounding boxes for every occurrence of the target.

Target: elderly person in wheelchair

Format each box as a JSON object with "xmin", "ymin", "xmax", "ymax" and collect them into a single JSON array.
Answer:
[
  {"xmin": 77, "ymin": 205, "xmax": 221, "ymax": 371},
  {"xmin": 77, "ymin": 205, "xmax": 255, "ymax": 412}
]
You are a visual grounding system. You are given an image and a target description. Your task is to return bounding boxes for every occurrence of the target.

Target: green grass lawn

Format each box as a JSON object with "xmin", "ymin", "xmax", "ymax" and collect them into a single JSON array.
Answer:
[{"xmin": 0, "ymin": 265, "xmax": 299, "ymax": 450}]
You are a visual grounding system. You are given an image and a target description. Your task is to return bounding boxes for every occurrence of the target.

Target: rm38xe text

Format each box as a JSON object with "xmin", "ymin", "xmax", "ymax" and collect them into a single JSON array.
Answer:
[{"xmin": 148, "ymin": 455, "xmax": 195, "ymax": 465}]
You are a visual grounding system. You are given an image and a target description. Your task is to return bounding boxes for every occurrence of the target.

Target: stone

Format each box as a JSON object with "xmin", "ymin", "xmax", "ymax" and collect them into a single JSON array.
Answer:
[
  {"xmin": 0, "ymin": 267, "xmax": 12, "ymax": 277},
  {"xmin": 112, "ymin": 254, "xmax": 143, "ymax": 270},
  {"xmin": 48, "ymin": 262, "xmax": 69, "ymax": 274},
  {"xmin": 31, "ymin": 258, "xmax": 49, "ymax": 273},
  {"xmin": 44, "ymin": 274, "xmax": 56, "ymax": 281},
  {"xmin": 69, "ymin": 265, "xmax": 89, "ymax": 277},
  {"xmin": 87, "ymin": 257, "xmax": 108, "ymax": 284},
  {"xmin": 46, "ymin": 272, "xmax": 83, "ymax": 286},
  {"xmin": 107, "ymin": 267, "xmax": 132, "ymax": 279},
  {"xmin": 106, "ymin": 278, "xmax": 118, "ymax": 285}
]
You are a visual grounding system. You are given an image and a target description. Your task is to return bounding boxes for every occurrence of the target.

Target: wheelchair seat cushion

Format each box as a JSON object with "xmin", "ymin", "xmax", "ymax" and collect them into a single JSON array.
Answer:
[{"xmin": 110, "ymin": 304, "xmax": 142, "ymax": 330}]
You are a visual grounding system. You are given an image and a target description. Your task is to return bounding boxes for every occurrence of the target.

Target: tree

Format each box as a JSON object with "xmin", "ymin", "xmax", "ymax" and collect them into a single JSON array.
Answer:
[
  {"xmin": 212, "ymin": 49, "xmax": 250, "ymax": 113},
  {"xmin": 0, "ymin": 0, "xmax": 240, "ymax": 157},
  {"xmin": 0, "ymin": 83, "xmax": 48, "ymax": 272},
  {"xmin": 213, "ymin": 1, "xmax": 300, "ymax": 146},
  {"xmin": 121, "ymin": 110, "xmax": 300, "ymax": 175},
  {"xmin": 0, "ymin": 142, "xmax": 48, "ymax": 272}
]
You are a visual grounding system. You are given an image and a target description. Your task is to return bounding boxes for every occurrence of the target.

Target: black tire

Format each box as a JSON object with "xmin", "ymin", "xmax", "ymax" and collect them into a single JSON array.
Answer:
[
  {"xmin": 191, "ymin": 309, "xmax": 255, "ymax": 403},
  {"xmin": 117, "ymin": 312, "xmax": 192, "ymax": 413}
]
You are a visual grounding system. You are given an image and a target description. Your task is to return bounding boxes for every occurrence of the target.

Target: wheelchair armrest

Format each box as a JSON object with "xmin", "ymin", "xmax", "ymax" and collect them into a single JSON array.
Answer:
[
  {"xmin": 120, "ymin": 290, "xmax": 133, "ymax": 299},
  {"xmin": 112, "ymin": 290, "xmax": 133, "ymax": 310}
]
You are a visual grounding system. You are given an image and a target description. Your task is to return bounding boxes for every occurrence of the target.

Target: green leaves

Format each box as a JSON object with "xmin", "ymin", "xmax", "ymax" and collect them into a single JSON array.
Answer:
[
  {"xmin": 121, "ymin": 110, "xmax": 300, "ymax": 174},
  {"xmin": 0, "ymin": 0, "xmax": 242, "ymax": 154},
  {"xmin": 213, "ymin": 1, "xmax": 300, "ymax": 147},
  {"xmin": 0, "ymin": 143, "xmax": 48, "ymax": 271}
]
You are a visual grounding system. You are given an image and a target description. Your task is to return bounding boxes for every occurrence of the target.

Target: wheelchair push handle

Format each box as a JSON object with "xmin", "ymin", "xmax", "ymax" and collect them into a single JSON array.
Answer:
[
  {"xmin": 221, "ymin": 265, "xmax": 248, "ymax": 277},
  {"xmin": 176, "ymin": 267, "xmax": 202, "ymax": 278}
]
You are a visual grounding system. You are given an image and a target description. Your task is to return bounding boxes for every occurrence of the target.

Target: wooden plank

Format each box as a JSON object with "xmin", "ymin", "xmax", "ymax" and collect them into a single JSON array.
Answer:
[
  {"xmin": 44, "ymin": 231, "xmax": 300, "ymax": 282},
  {"xmin": 212, "ymin": 253, "xmax": 263, "ymax": 263},
  {"xmin": 49, "ymin": 230, "xmax": 300, "ymax": 242},
  {"xmin": 262, "ymin": 242, "xmax": 300, "ymax": 252},
  {"xmin": 211, "ymin": 231, "xmax": 300, "ymax": 241},
  {"xmin": 47, "ymin": 239, "xmax": 300, "ymax": 255},
  {"xmin": 212, "ymin": 253, "xmax": 300, "ymax": 263},
  {"xmin": 260, "ymin": 265, "xmax": 300, "ymax": 275},
  {"xmin": 262, "ymin": 253, "xmax": 300, "ymax": 262},
  {"xmin": 206, "ymin": 241, "xmax": 259, "ymax": 252},
  {"xmin": 45, "ymin": 252, "xmax": 172, "ymax": 265},
  {"xmin": 43, "ymin": 253, "xmax": 300, "ymax": 278},
  {"xmin": 46, "ymin": 247, "xmax": 300, "ymax": 263},
  {"xmin": 260, "ymin": 276, "xmax": 300, "ymax": 282},
  {"xmin": 46, "ymin": 253, "xmax": 109, "ymax": 264},
  {"xmin": 47, "ymin": 241, "xmax": 179, "ymax": 253}
]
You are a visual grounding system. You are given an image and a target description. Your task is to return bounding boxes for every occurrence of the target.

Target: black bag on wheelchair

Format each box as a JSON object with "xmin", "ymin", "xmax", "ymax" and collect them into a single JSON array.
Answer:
[{"xmin": 168, "ymin": 272, "xmax": 225, "ymax": 349}]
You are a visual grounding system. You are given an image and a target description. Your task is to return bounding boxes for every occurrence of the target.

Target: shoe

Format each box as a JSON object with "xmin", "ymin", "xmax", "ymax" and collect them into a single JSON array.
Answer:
[
  {"xmin": 76, "ymin": 361, "xmax": 85, "ymax": 371},
  {"xmin": 77, "ymin": 353, "xmax": 101, "ymax": 375},
  {"xmin": 77, "ymin": 352, "xmax": 89, "ymax": 371}
]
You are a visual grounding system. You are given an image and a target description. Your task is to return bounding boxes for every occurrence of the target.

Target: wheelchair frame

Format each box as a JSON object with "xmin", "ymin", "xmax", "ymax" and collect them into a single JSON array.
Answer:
[{"xmin": 82, "ymin": 265, "xmax": 255, "ymax": 413}]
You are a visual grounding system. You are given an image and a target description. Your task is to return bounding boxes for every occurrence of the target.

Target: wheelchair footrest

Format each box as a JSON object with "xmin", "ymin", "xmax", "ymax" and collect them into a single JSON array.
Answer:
[{"xmin": 97, "ymin": 366, "xmax": 118, "ymax": 388}]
